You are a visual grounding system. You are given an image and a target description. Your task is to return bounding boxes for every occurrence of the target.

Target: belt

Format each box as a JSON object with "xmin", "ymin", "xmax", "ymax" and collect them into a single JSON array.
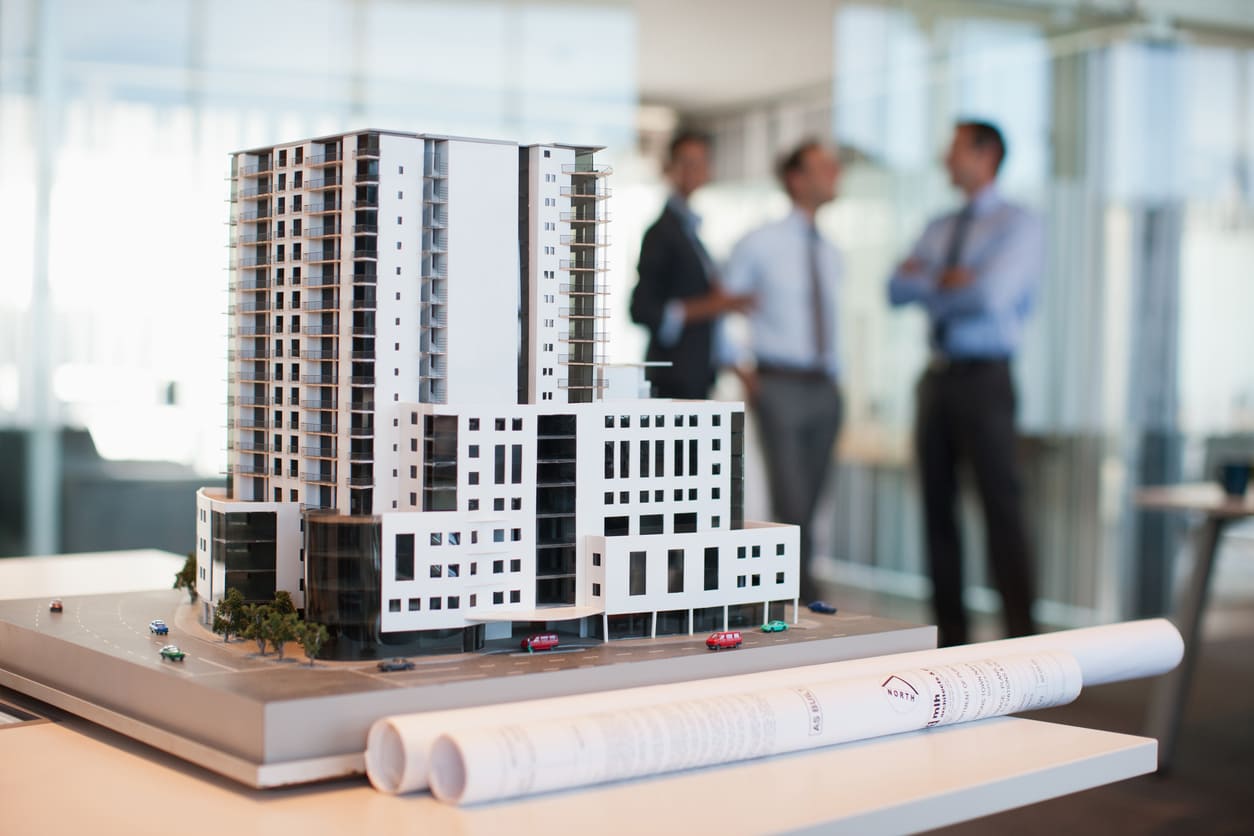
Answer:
[
  {"xmin": 756, "ymin": 363, "xmax": 834, "ymax": 383},
  {"xmin": 926, "ymin": 355, "xmax": 1010, "ymax": 374}
]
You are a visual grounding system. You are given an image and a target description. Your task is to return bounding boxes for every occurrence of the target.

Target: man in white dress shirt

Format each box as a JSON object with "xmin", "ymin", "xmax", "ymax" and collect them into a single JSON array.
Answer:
[{"xmin": 723, "ymin": 140, "xmax": 843, "ymax": 604}]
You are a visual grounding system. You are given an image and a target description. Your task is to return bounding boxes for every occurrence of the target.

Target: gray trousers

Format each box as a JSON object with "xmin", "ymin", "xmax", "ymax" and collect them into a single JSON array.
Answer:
[{"xmin": 753, "ymin": 372, "xmax": 843, "ymax": 603}]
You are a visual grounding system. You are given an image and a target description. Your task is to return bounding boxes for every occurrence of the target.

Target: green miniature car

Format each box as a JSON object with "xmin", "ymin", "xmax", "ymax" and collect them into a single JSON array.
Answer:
[
  {"xmin": 159, "ymin": 644, "xmax": 186, "ymax": 662},
  {"xmin": 761, "ymin": 620, "xmax": 789, "ymax": 633}
]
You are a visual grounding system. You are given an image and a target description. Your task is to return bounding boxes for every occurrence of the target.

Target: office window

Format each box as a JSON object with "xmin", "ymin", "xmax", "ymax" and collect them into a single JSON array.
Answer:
[
  {"xmin": 494, "ymin": 444, "xmax": 506, "ymax": 484},
  {"xmin": 777, "ymin": 543, "xmax": 786, "ymax": 556},
  {"xmin": 688, "ymin": 488, "xmax": 698, "ymax": 501},
  {"xmin": 776, "ymin": 572, "xmax": 785, "ymax": 584},
  {"xmin": 469, "ymin": 594, "xmax": 476, "ymax": 608},
  {"xmin": 469, "ymin": 444, "xmax": 479, "ymax": 457},
  {"xmin": 493, "ymin": 559, "xmax": 504, "ymax": 574},
  {"xmin": 737, "ymin": 546, "xmax": 747, "ymax": 559},
  {"xmin": 737, "ymin": 576, "xmax": 746, "ymax": 588},
  {"xmin": 493, "ymin": 591, "xmax": 504, "ymax": 605},
  {"xmin": 395, "ymin": 534, "xmax": 414, "ymax": 581},
  {"xmin": 713, "ymin": 438, "xmax": 722, "ymax": 451},
  {"xmin": 495, "ymin": 418, "xmax": 506, "ymax": 431},
  {"xmin": 712, "ymin": 516, "xmax": 720, "ymax": 528},
  {"xmin": 640, "ymin": 490, "xmax": 649, "ymax": 503},
  {"xmin": 468, "ymin": 499, "xmax": 479, "ymax": 510},
  {"xmin": 592, "ymin": 583, "xmax": 601, "ymax": 597},
  {"xmin": 674, "ymin": 439, "xmax": 684, "ymax": 476},
  {"xmin": 752, "ymin": 545, "xmax": 761, "ymax": 558},
  {"xmin": 430, "ymin": 565, "xmax": 442, "ymax": 578},
  {"xmin": 592, "ymin": 552, "xmax": 601, "ymax": 566},
  {"xmin": 493, "ymin": 528, "xmax": 504, "ymax": 542},
  {"xmin": 674, "ymin": 512, "xmax": 697, "ymax": 534},
  {"xmin": 469, "ymin": 472, "xmax": 479, "ymax": 485},
  {"xmin": 640, "ymin": 514, "xmax": 663, "ymax": 535},
  {"xmin": 640, "ymin": 415, "xmax": 650, "ymax": 428},
  {"xmin": 469, "ymin": 418, "xmax": 480, "ymax": 431},
  {"xmin": 704, "ymin": 547, "xmax": 719, "ymax": 591},
  {"xmin": 674, "ymin": 489, "xmax": 683, "ymax": 502},
  {"xmin": 448, "ymin": 564, "xmax": 459, "ymax": 578},
  {"xmin": 620, "ymin": 491, "xmax": 629, "ymax": 504},
  {"xmin": 512, "ymin": 418, "xmax": 522, "ymax": 431},
  {"xmin": 430, "ymin": 532, "xmax": 442, "ymax": 546},
  {"xmin": 449, "ymin": 532, "xmax": 460, "ymax": 546},
  {"xmin": 604, "ymin": 516, "xmax": 629, "ymax": 537},
  {"xmin": 619, "ymin": 440, "xmax": 629, "ymax": 478},
  {"xmin": 713, "ymin": 487, "xmax": 721, "ymax": 500},
  {"xmin": 629, "ymin": 551, "xmax": 646, "ymax": 596},
  {"xmin": 408, "ymin": 598, "xmax": 420, "ymax": 611},
  {"xmin": 510, "ymin": 590, "xmax": 521, "ymax": 603},
  {"xmin": 388, "ymin": 599, "xmax": 401, "ymax": 613},
  {"xmin": 655, "ymin": 489, "xmax": 664, "ymax": 502},
  {"xmin": 604, "ymin": 491, "xmax": 613, "ymax": 504},
  {"xmin": 448, "ymin": 596, "xmax": 459, "ymax": 609},
  {"xmin": 640, "ymin": 440, "xmax": 650, "ymax": 478},
  {"xmin": 511, "ymin": 497, "xmax": 521, "ymax": 510},
  {"xmin": 410, "ymin": 492, "xmax": 418, "ymax": 505},
  {"xmin": 511, "ymin": 444, "xmax": 522, "ymax": 483},
  {"xmin": 510, "ymin": 558, "xmax": 521, "ymax": 572},
  {"xmin": 604, "ymin": 441, "xmax": 614, "ymax": 479},
  {"xmin": 667, "ymin": 549, "xmax": 684, "ymax": 593},
  {"xmin": 689, "ymin": 439, "xmax": 699, "ymax": 476},
  {"xmin": 494, "ymin": 498, "xmax": 505, "ymax": 511},
  {"xmin": 752, "ymin": 574, "xmax": 761, "ymax": 587},
  {"xmin": 429, "ymin": 597, "xmax": 441, "ymax": 610}
]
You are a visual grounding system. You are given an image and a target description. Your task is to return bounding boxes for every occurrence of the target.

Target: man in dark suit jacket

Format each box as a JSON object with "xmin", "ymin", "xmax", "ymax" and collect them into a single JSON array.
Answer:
[{"xmin": 631, "ymin": 132, "xmax": 752, "ymax": 400}]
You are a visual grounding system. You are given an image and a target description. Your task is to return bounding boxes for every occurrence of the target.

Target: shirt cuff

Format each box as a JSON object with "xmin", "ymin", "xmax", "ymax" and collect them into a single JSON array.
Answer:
[{"xmin": 656, "ymin": 300, "xmax": 686, "ymax": 347}]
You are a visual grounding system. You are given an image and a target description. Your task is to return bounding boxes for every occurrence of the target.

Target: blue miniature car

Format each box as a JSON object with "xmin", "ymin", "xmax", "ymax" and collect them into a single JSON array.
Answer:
[
  {"xmin": 377, "ymin": 658, "xmax": 416, "ymax": 672},
  {"xmin": 149, "ymin": 619, "xmax": 169, "ymax": 635},
  {"xmin": 807, "ymin": 601, "xmax": 838, "ymax": 615},
  {"xmin": 761, "ymin": 620, "xmax": 789, "ymax": 633}
]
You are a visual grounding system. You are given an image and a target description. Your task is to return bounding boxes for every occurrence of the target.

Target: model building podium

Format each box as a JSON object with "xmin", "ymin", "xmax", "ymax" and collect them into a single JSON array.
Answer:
[{"xmin": 197, "ymin": 130, "xmax": 799, "ymax": 659}]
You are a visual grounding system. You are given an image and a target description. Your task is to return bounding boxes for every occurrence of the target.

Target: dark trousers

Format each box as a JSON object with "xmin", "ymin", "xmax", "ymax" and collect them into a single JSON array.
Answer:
[
  {"xmin": 754, "ymin": 372, "xmax": 843, "ymax": 603},
  {"xmin": 915, "ymin": 360, "xmax": 1036, "ymax": 646}
]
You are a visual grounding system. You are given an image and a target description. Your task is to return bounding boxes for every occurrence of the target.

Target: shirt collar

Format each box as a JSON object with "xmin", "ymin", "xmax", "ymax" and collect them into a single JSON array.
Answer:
[
  {"xmin": 966, "ymin": 183, "xmax": 1003, "ymax": 216},
  {"xmin": 667, "ymin": 193, "xmax": 701, "ymax": 232},
  {"xmin": 787, "ymin": 206, "xmax": 819, "ymax": 235}
]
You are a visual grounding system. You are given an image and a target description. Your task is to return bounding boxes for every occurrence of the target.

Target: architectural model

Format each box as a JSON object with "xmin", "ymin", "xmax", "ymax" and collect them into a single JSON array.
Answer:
[{"xmin": 195, "ymin": 130, "xmax": 799, "ymax": 660}]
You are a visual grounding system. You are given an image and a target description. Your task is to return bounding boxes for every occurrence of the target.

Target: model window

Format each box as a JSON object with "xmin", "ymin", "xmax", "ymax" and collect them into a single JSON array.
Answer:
[
  {"xmin": 592, "ymin": 583, "xmax": 601, "ymax": 597},
  {"xmin": 511, "ymin": 497, "xmax": 522, "ymax": 510},
  {"xmin": 429, "ymin": 597, "xmax": 441, "ymax": 610},
  {"xmin": 430, "ymin": 532, "xmax": 442, "ymax": 546},
  {"xmin": 493, "ymin": 528, "xmax": 504, "ymax": 543},
  {"xmin": 494, "ymin": 498, "xmax": 505, "ymax": 511},
  {"xmin": 604, "ymin": 491, "xmax": 613, "ymax": 505},
  {"xmin": 430, "ymin": 565, "xmax": 442, "ymax": 578},
  {"xmin": 629, "ymin": 552, "xmax": 646, "ymax": 596},
  {"xmin": 469, "ymin": 444, "xmax": 479, "ymax": 457},
  {"xmin": 511, "ymin": 528, "xmax": 521, "ymax": 542},
  {"xmin": 752, "ymin": 574, "xmax": 761, "ymax": 587},
  {"xmin": 752, "ymin": 545, "xmax": 761, "ymax": 557},
  {"xmin": 448, "ymin": 596, "xmax": 459, "ymax": 609},
  {"xmin": 509, "ymin": 590, "xmax": 521, "ymax": 603},
  {"xmin": 510, "ymin": 558, "xmax": 521, "ymax": 572},
  {"xmin": 737, "ymin": 576, "xmax": 746, "ymax": 588},
  {"xmin": 592, "ymin": 552, "xmax": 601, "ymax": 566},
  {"xmin": 493, "ymin": 559, "xmax": 504, "ymax": 574},
  {"xmin": 448, "ymin": 532, "xmax": 460, "ymax": 545},
  {"xmin": 493, "ymin": 591, "xmax": 504, "ymax": 604},
  {"xmin": 408, "ymin": 598, "xmax": 420, "ymax": 611},
  {"xmin": 469, "ymin": 418, "xmax": 480, "ymax": 431}
]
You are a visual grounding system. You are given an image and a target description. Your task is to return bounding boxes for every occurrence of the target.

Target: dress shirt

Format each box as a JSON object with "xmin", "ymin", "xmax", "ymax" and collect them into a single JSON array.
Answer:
[
  {"xmin": 887, "ymin": 185, "xmax": 1043, "ymax": 359},
  {"xmin": 722, "ymin": 209, "xmax": 843, "ymax": 379},
  {"xmin": 657, "ymin": 194, "xmax": 715, "ymax": 347}
]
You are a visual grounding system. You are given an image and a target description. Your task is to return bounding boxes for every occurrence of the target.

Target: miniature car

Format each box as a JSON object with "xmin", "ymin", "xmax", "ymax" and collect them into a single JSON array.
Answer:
[
  {"xmin": 158, "ymin": 645, "xmax": 186, "ymax": 662},
  {"xmin": 761, "ymin": 620, "xmax": 789, "ymax": 633},
  {"xmin": 521, "ymin": 633, "xmax": 560, "ymax": 652},
  {"xmin": 706, "ymin": 630, "xmax": 743, "ymax": 650},
  {"xmin": 807, "ymin": 601, "xmax": 838, "ymax": 615},
  {"xmin": 149, "ymin": 619, "xmax": 169, "ymax": 635},
  {"xmin": 49, "ymin": 599, "xmax": 63, "ymax": 613},
  {"xmin": 377, "ymin": 658, "xmax": 416, "ymax": 672}
]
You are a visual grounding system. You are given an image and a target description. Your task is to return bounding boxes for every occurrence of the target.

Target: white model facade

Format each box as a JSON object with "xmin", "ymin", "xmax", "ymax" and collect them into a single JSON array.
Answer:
[{"xmin": 197, "ymin": 130, "xmax": 797, "ymax": 655}]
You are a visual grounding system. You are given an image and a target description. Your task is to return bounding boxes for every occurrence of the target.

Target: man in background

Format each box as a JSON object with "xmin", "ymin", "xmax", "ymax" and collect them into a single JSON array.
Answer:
[
  {"xmin": 631, "ymin": 131, "xmax": 753, "ymax": 400},
  {"xmin": 887, "ymin": 120, "xmax": 1044, "ymax": 646},
  {"xmin": 723, "ymin": 140, "xmax": 844, "ymax": 604}
]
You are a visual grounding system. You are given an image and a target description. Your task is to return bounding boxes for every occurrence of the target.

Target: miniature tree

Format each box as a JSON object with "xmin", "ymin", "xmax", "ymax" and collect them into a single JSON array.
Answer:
[
  {"xmin": 299, "ymin": 622, "xmax": 330, "ymax": 667},
  {"xmin": 212, "ymin": 588, "xmax": 246, "ymax": 642},
  {"xmin": 241, "ymin": 603, "xmax": 273, "ymax": 655},
  {"xmin": 174, "ymin": 551, "xmax": 198, "ymax": 603},
  {"xmin": 272, "ymin": 590, "xmax": 297, "ymax": 616},
  {"xmin": 265, "ymin": 610, "xmax": 301, "ymax": 661}
]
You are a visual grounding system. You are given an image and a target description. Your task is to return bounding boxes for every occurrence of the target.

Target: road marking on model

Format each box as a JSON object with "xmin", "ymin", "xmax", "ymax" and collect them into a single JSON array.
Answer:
[{"xmin": 191, "ymin": 656, "xmax": 238, "ymax": 673}]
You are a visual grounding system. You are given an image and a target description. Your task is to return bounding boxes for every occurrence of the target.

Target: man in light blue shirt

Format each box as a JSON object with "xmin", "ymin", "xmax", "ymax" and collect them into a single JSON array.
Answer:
[
  {"xmin": 888, "ymin": 120, "xmax": 1044, "ymax": 646},
  {"xmin": 723, "ymin": 140, "xmax": 843, "ymax": 604}
]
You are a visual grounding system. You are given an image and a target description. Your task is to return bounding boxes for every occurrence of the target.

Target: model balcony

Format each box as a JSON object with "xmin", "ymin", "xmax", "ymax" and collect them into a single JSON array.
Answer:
[
  {"xmin": 556, "ymin": 378, "xmax": 608, "ymax": 391},
  {"xmin": 302, "ymin": 445, "xmax": 337, "ymax": 458},
  {"xmin": 347, "ymin": 476, "xmax": 373, "ymax": 487},
  {"xmin": 558, "ymin": 352, "xmax": 608, "ymax": 365},
  {"xmin": 302, "ymin": 324, "xmax": 339, "ymax": 336},
  {"xmin": 301, "ymin": 471, "xmax": 337, "ymax": 485},
  {"xmin": 238, "ymin": 230, "xmax": 272, "ymax": 245},
  {"xmin": 351, "ymin": 297, "xmax": 376, "ymax": 310},
  {"xmin": 352, "ymin": 224, "xmax": 378, "ymax": 235},
  {"xmin": 348, "ymin": 423, "xmax": 373, "ymax": 437},
  {"xmin": 228, "ymin": 300, "xmax": 267, "ymax": 314},
  {"xmin": 308, "ymin": 200, "xmax": 341, "ymax": 214},
  {"xmin": 234, "ymin": 461, "xmax": 268, "ymax": 475},
  {"xmin": 233, "ymin": 440, "xmax": 267, "ymax": 452},
  {"xmin": 348, "ymin": 397, "xmax": 375, "ymax": 412},
  {"xmin": 307, "ymin": 223, "xmax": 341, "ymax": 238},
  {"xmin": 301, "ymin": 373, "xmax": 337, "ymax": 385},
  {"xmin": 235, "ymin": 367, "xmax": 268, "ymax": 383},
  {"xmin": 350, "ymin": 325, "xmax": 375, "ymax": 337},
  {"xmin": 232, "ymin": 276, "xmax": 269, "ymax": 292},
  {"xmin": 239, "ymin": 255, "xmax": 270, "ymax": 268},
  {"xmin": 301, "ymin": 421, "xmax": 337, "ymax": 434},
  {"xmin": 354, "ymin": 171, "xmax": 379, "ymax": 184},
  {"xmin": 353, "ymin": 249, "xmax": 379, "ymax": 261},
  {"xmin": 557, "ymin": 282, "xmax": 608, "ymax": 295},
  {"xmin": 557, "ymin": 331, "xmax": 609, "ymax": 343},
  {"xmin": 558, "ymin": 306, "xmax": 611, "ymax": 319},
  {"xmin": 227, "ymin": 348, "xmax": 269, "ymax": 361},
  {"xmin": 307, "ymin": 173, "xmax": 342, "ymax": 190},
  {"xmin": 353, "ymin": 145, "xmax": 380, "ymax": 160},
  {"xmin": 240, "ymin": 209, "xmax": 272, "ymax": 222},
  {"xmin": 301, "ymin": 398, "xmax": 337, "ymax": 410},
  {"xmin": 304, "ymin": 273, "xmax": 340, "ymax": 289},
  {"xmin": 564, "ymin": 214, "xmax": 611, "ymax": 226},
  {"xmin": 239, "ymin": 161, "xmax": 272, "ymax": 177},
  {"xmin": 560, "ymin": 185, "xmax": 611, "ymax": 199},
  {"xmin": 303, "ymin": 250, "xmax": 342, "ymax": 264},
  {"xmin": 308, "ymin": 150, "xmax": 342, "ymax": 167},
  {"xmin": 561, "ymin": 162, "xmax": 613, "ymax": 176},
  {"xmin": 558, "ymin": 259, "xmax": 608, "ymax": 273},
  {"xmin": 232, "ymin": 325, "xmax": 270, "ymax": 336},
  {"xmin": 302, "ymin": 294, "xmax": 340, "ymax": 312},
  {"xmin": 559, "ymin": 234, "xmax": 609, "ymax": 247},
  {"xmin": 352, "ymin": 197, "xmax": 379, "ymax": 209}
]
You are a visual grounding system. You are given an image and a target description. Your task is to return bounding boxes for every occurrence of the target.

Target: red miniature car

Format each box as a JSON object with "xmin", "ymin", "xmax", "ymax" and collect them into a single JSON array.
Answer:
[
  {"xmin": 49, "ymin": 599, "xmax": 63, "ymax": 613},
  {"xmin": 706, "ymin": 630, "xmax": 742, "ymax": 650},
  {"xmin": 521, "ymin": 633, "xmax": 559, "ymax": 652}
]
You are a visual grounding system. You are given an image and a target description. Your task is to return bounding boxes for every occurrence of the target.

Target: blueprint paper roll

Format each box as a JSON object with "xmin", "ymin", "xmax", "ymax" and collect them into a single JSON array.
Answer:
[
  {"xmin": 365, "ymin": 618, "xmax": 1181, "ymax": 795},
  {"xmin": 427, "ymin": 651, "xmax": 1083, "ymax": 805}
]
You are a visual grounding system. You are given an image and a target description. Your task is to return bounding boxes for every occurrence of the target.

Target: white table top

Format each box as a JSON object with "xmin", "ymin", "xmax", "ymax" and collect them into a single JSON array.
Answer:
[{"xmin": 0, "ymin": 550, "xmax": 1157, "ymax": 834}]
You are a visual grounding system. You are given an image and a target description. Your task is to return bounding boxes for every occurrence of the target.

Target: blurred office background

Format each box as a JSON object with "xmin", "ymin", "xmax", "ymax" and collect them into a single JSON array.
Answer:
[{"xmin": 2, "ymin": 0, "xmax": 1253, "ymax": 629}]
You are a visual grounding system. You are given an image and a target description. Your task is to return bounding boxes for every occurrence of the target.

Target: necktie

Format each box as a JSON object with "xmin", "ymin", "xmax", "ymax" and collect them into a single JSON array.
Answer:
[
  {"xmin": 931, "ymin": 203, "xmax": 975, "ymax": 352},
  {"xmin": 808, "ymin": 224, "xmax": 827, "ymax": 366}
]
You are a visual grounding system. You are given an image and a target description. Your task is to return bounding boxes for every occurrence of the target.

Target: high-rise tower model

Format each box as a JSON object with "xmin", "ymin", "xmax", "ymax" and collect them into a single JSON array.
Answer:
[{"xmin": 195, "ymin": 130, "xmax": 799, "ymax": 659}]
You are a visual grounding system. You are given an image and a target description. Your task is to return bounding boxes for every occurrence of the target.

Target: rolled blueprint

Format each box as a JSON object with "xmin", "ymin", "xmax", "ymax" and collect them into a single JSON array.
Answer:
[
  {"xmin": 365, "ymin": 618, "xmax": 1182, "ymax": 795},
  {"xmin": 428, "ymin": 651, "xmax": 1083, "ymax": 805}
]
